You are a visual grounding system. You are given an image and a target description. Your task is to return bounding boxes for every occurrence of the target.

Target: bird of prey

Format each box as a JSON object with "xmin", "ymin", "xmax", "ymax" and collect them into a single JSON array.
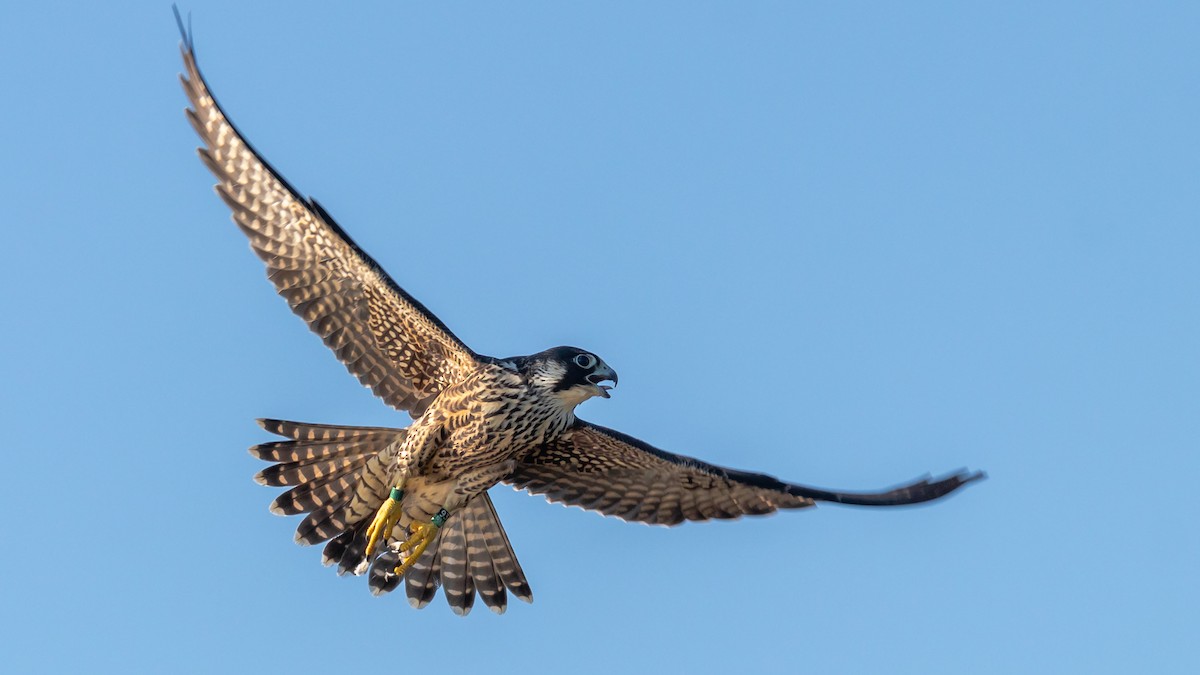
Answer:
[{"xmin": 177, "ymin": 19, "xmax": 983, "ymax": 616}]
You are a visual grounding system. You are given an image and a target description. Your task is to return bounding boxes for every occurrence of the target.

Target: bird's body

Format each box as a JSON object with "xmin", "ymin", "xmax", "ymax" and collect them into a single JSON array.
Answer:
[
  {"xmin": 177, "ymin": 12, "xmax": 982, "ymax": 616},
  {"xmin": 374, "ymin": 353, "xmax": 597, "ymax": 533}
]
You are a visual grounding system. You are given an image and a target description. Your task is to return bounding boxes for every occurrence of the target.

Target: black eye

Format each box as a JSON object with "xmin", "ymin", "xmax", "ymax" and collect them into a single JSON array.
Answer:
[{"xmin": 574, "ymin": 353, "xmax": 597, "ymax": 369}]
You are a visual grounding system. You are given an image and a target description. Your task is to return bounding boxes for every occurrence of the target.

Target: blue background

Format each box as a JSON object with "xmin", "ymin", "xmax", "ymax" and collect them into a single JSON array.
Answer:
[{"xmin": 1, "ymin": 2, "xmax": 1196, "ymax": 673}]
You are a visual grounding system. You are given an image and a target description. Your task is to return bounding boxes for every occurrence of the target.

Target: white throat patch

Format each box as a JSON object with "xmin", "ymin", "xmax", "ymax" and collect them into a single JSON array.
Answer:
[{"xmin": 553, "ymin": 383, "xmax": 600, "ymax": 407}]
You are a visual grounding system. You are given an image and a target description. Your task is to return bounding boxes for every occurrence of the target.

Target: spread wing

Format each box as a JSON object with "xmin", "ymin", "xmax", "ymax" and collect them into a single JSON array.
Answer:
[
  {"xmin": 508, "ymin": 420, "xmax": 984, "ymax": 526},
  {"xmin": 178, "ymin": 30, "xmax": 479, "ymax": 416}
]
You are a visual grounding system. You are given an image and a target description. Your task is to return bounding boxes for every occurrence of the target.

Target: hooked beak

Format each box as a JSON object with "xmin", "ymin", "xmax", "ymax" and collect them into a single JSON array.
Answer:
[{"xmin": 586, "ymin": 364, "xmax": 618, "ymax": 398}]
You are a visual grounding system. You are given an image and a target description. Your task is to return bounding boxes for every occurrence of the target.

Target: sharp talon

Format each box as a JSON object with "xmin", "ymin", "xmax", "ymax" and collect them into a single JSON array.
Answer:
[{"xmin": 391, "ymin": 519, "xmax": 441, "ymax": 577}]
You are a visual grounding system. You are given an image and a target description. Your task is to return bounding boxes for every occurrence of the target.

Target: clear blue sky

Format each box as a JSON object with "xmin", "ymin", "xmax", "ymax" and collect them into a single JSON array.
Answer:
[{"xmin": 1, "ymin": 2, "xmax": 1196, "ymax": 673}]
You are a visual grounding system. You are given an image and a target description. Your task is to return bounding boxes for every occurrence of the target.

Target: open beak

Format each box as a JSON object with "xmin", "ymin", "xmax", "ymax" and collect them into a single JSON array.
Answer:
[{"xmin": 586, "ymin": 364, "xmax": 618, "ymax": 398}]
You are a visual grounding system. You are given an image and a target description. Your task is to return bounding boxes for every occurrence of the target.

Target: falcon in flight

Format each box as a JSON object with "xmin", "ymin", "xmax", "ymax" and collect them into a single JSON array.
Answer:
[{"xmin": 177, "ymin": 19, "xmax": 982, "ymax": 615}]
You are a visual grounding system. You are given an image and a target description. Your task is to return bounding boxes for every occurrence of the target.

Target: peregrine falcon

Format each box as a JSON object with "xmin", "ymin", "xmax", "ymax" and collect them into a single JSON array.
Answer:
[{"xmin": 177, "ymin": 19, "xmax": 983, "ymax": 615}]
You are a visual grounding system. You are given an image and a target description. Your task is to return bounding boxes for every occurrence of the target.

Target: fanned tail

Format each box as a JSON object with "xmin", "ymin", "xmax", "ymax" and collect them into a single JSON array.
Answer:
[
  {"xmin": 367, "ymin": 494, "xmax": 534, "ymax": 615},
  {"xmin": 252, "ymin": 419, "xmax": 532, "ymax": 613},
  {"xmin": 252, "ymin": 418, "xmax": 400, "ymax": 562}
]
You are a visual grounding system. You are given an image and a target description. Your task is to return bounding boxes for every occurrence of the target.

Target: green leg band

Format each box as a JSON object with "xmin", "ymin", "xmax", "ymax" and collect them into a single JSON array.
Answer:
[
  {"xmin": 390, "ymin": 487, "xmax": 404, "ymax": 501},
  {"xmin": 431, "ymin": 508, "xmax": 450, "ymax": 527}
]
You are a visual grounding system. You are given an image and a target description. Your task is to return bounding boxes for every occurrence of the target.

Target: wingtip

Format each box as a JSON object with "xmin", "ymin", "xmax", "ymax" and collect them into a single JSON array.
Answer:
[
  {"xmin": 921, "ymin": 467, "xmax": 987, "ymax": 500},
  {"xmin": 949, "ymin": 468, "xmax": 987, "ymax": 487},
  {"xmin": 793, "ymin": 465, "xmax": 986, "ymax": 507},
  {"xmin": 171, "ymin": 4, "xmax": 193, "ymax": 52}
]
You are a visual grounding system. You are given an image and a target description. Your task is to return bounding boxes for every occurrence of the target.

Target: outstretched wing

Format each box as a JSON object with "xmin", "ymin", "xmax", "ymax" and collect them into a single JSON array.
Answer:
[
  {"xmin": 507, "ymin": 420, "xmax": 984, "ymax": 526},
  {"xmin": 178, "ymin": 30, "xmax": 478, "ymax": 416}
]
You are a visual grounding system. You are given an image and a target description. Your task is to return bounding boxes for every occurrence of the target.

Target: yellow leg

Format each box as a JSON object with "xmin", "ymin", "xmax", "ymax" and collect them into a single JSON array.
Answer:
[
  {"xmin": 363, "ymin": 484, "xmax": 406, "ymax": 561},
  {"xmin": 392, "ymin": 508, "xmax": 449, "ymax": 577}
]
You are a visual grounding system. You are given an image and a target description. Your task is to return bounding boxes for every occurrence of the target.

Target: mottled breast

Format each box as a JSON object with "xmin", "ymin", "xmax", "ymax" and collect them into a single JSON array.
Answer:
[{"xmin": 430, "ymin": 362, "xmax": 575, "ymax": 472}]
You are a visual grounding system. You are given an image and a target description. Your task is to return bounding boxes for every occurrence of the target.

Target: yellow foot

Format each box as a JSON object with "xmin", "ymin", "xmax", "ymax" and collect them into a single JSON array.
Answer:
[
  {"xmin": 392, "ymin": 511, "xmax": 446, "ymax": 577},
  {"xmin": 363, "ymin": 486, "xmax": 405, "ymax": 561}
]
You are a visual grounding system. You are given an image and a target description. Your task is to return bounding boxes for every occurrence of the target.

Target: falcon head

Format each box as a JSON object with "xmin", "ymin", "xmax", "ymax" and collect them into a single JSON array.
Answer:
[{"xmin": 522, "ymin": 346, "xmax": 618, "ymax": 407}]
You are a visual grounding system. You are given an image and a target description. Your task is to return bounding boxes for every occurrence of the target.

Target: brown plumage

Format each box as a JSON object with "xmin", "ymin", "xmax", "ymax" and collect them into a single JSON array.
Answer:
[
  {"xmin": 178, "ymin": 14, "xmax": 982, "ymax": 616},
  {"xmin": 252, "ymin": 419, "xmax": 530, "ymax": 614}
]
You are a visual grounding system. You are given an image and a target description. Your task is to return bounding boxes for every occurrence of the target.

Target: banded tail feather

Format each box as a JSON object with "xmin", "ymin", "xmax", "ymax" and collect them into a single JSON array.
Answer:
[
  {"xmin": 438, "ymin": 514, "xmax": 475, "ymax": 615},
  {"xmin": 253, "ymin": 419, "xmax": 532, "ymax": 613},
  {"xmin": 369, "ymin": 495, "xmax": 534, "ymax": 615}
]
